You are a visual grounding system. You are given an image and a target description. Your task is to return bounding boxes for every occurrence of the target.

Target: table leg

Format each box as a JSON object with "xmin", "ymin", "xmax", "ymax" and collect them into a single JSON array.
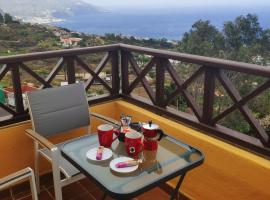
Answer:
[
  {"xmin": 101, "ymin": 192, "xmax": 107, "ymax": 200},
  {"xmin": 170, "ymin": 173, "xmax": 187, "ymax": 200}
]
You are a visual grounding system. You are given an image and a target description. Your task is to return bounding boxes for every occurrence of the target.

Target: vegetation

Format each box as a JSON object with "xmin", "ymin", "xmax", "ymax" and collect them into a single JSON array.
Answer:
[
  {"xmin": 0, "ymin": 13, "xmax": 3, "ymax": 23},
  {"xmin": 0, "ymin": 12, "xmax": 269, "ymax": 136},
  {"xmin": 174, "ymin": 14, "xmax": 270, "ymax": 135},
  {"xmin": 178, "ymin": 14, "xmax": 270, "ymax": 64},
  {"xmin": 0, "ymin": 12, "xmax": 14, "ymax": 24}
]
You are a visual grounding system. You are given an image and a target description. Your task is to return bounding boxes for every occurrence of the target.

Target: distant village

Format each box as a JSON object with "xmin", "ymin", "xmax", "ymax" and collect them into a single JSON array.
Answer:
[
  {"xmin": 0, "ymin": 27, "xmax": 113, "ymax": 115},
  {"xmin": 52, "ymin": 28, "xmax": 83, "ymax": 47}
]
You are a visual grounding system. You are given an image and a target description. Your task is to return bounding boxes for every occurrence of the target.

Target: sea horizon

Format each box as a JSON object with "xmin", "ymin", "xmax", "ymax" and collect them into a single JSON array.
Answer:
[{"xmin": 53, "ymin": 6, "xmax": 270, "ymax": 40}]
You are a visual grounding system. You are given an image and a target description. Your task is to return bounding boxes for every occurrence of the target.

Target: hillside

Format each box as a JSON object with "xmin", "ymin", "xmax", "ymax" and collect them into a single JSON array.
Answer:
[
  {"xmin": 0, "ymin": 23, "xmax": 61, "ymax": 56},
  {"xmin": 0, "ymin": 0, "xmax": 101, "ymax": 23},
  {"xmin": 0, "ymin": 19, "xmax": 174, "ymax": 56}
]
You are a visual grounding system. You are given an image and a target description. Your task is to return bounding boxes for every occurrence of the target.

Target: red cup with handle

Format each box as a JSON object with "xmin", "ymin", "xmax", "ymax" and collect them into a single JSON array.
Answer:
[
  {"xmin": 97, "ymin": 124, "xmax": 118, "ymax": 148},
  {"xmin": 124, "ymin": 130, "xmax": 144, "ymax": 158}
]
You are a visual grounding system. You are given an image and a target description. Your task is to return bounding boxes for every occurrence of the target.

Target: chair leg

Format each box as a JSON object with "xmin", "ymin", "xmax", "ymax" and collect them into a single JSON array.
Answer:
[
  {"xmin": 51, "ymin": 148, "xmax": 63, "ymax": 200},
  {"xmin": 29, "ymin": 168, "xmax": 38, "ymax": 200},
  {"xmin": 34, "ymin": 141, "xmax": 40, "ymax": 194}
]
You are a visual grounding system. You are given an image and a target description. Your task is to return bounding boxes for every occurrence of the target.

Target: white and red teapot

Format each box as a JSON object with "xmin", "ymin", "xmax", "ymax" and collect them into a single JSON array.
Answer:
[
  {"xmin": 141, "ymin": 121, "xmax": 164, "ymax": 140},
  {"xmin": 129, "ymin": 120, "xmax": 164, "ymax": 151}
]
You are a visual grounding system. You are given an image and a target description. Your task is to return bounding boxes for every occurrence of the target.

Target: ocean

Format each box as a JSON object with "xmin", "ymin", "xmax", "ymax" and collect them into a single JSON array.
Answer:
[{"xmin": 54, "ymin": 6, "xmax": 270, "ymax": 40}]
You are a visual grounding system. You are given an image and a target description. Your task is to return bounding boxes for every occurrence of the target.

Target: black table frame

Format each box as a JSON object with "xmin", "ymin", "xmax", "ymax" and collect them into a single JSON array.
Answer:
[{"xmin": 61, "ymin": 134, "xmax": 204, "ymax": 200}]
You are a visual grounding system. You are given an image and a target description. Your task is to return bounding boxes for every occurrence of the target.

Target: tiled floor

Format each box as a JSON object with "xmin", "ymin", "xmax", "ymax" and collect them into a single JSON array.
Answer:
[{"xmin": 0, "ymin": 173, "xmax": 189, "ymax": 200}]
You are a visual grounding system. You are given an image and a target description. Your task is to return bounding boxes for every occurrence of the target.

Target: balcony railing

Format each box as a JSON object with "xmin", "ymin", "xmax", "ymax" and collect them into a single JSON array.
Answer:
[{"xmin": 0, "ymin": 43, "xmax": 269, "ymax": 157}]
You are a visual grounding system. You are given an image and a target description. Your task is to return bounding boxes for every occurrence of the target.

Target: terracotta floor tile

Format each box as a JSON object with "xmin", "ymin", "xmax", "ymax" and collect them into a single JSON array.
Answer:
[
  {"xmin": 72, "ymin": 192, "xmax": 95, "ymax": 200},
  {"xmin": 79, "ymin": 178, "xmax": 98, "ymax": 192},
  {"xmin": 79, "ymin": 180, "xmax": 116, "ymax": 200},
  {"xmin": 40, "ymin": 173, "xmax": 54, "ymax": 189},
  {"xmin": 46, "ymin": 186, "xmax": 55, "ymax": 198},
  {"xmin": 12, "ymin": 182, "xmax": 31, "ymax": 199},
  {"xmin": 48, "ymin": 182, "xmax": 87, "ymax": 200},
  {"xmin": 39, "ymin": 190, "xmax": 54, "ymax": 200},
  {"xmin": 17, "ymin": 195, "xmax": 32, "ymax": 200},
  {"xmin": 18, "ymin": 190, "xmax": 53, "ymax": 200},
  {"xmin": 89, "ymin": 187, "xmax": 106, "ymax": 200},
  {"xmin": 0, "ymin": 189, "xmax": 12, "ymax": 200},
  {"xmin": 2, "ymin": 172, "xmax": 184, "ymax": 200}
]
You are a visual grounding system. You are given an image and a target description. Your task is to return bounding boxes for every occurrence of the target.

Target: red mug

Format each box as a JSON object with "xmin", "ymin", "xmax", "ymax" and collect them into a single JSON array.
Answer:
[
  {"xmin": 124, "ymin": 130, "xmax": 143, "ymax": 158},
  {"xmin": 97, "ymin": 124, "xmax": 118, "ymax": 148}
]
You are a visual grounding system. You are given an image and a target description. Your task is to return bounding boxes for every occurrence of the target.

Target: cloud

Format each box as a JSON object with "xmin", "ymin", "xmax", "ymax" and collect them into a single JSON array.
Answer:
[{"xmin": 83, "ymin": 0, "xmax": 270, "ymax": 9}]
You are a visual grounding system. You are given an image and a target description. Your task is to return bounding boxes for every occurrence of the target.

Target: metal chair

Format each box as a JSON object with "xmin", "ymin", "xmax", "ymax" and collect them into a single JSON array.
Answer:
[
  {"xmin": 25, "ymin": 83, "xmax": 92, "ymax": 200},
  {"xmin": 0, "ymin": 167, "xmax": 38, "ymax": 200}
]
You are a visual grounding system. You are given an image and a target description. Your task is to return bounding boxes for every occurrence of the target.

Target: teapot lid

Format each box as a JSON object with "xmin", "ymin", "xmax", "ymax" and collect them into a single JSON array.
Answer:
[{"xmin": 142, "ymin": 121, "xmax": 159, "ymax": 130}]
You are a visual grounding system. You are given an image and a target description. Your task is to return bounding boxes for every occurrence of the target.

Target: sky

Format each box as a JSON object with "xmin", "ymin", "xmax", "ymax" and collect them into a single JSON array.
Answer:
[{"xmin": 83, "ymin": 0, "xmax": 270, "ymax": 9}]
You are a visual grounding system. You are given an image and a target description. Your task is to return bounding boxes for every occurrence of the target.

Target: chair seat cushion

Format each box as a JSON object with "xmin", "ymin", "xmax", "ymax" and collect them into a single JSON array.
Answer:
[{"xmin": 40, "ymin": 142, "xmax": 80, "ymax": 178}]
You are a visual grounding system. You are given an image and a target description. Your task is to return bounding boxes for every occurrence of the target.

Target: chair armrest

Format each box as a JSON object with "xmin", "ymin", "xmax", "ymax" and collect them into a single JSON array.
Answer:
[
  {"xmin": 25, "ymin": 129, "xmax": 56, "ymax": 151},
  {"xmin": 90, "ymin": 112, "xmax": 121, "ymax": 127},
  {"xmin": 0, "ymin": 167, "xmax": 35, "ymax": 189},
  {"xmin": 0, "ymin": 167, "xmax": 33, "ymax": 185}
]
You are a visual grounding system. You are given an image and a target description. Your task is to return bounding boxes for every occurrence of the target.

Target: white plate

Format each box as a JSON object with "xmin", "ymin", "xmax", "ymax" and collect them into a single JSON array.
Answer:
[
  {"xmin": 110, "ymin": 157, "xmax": 138, "ymax": 173},
  {"xmin": 86, "ymin": 147, "xmax": 113, "ymax": 161}
]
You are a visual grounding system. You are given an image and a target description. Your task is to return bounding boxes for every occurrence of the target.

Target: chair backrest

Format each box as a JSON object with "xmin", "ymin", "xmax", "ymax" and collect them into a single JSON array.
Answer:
[{"xmin": 27, "ymin": 83, "xmax": 90, "ymax": 137}]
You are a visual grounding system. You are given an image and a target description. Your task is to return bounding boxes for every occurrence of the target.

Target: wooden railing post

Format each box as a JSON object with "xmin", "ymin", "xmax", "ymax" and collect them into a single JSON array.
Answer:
[
  {"xmin": 110, "ymin": 50, "xmax": 120, "ymax": 95},
  {"xmin": 155, "ymin": 58, "xmax": 166, "ymax": 107},
  {"xmin": 202, "ymin": 67, "xmax": 217, "ymax": 125},
  {"xmin": 121, "ymin": 50, "xmax": 129, "ymax": 95},
  {"xmin": 10, "ymin": 63, "xmax": 24, "ymax": 114},
  {"xmin": 65, "ymin": 56, "xmax": 76, "ymax": 84}
]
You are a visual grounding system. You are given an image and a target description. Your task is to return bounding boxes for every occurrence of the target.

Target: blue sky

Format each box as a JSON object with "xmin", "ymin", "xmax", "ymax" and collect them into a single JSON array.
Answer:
[{"xmin": 83, "ymin": 0, "xmax": 270, "ymax": 9}]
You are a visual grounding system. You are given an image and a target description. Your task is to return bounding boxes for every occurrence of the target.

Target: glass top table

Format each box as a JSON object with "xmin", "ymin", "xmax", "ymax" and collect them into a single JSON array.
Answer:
[{"xmin": 61, "ymin": 133, "xmax": 204, "ymax": 199}]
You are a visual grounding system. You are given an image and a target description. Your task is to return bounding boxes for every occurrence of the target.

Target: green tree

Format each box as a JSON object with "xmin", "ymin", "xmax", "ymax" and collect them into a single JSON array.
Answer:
[
  {"xmin": 223, "ymin": 21, "xmax": 242, "ymax": 51},
  {"xmin": 78, "ymin": 39, "xmax": 87, "ymax": 47},
  {"xmin": 223, "ymin": 14, "xmax": 265, "ymax": 62},
  {"xmin": 259, "ymin": 29, "xmax": 270, "ymax": 64},
  {"xmin": 178, "ymin": 20, "xmax": 225, "ymax": 57},
  {"xmin": 164, "ymin": 82, "xmax": 188, "ymax": 112},
  {"xmin": 0, "ymin": 13, "xmax": 4, "ymax": 24},
  {"xmin": 236, "ymin": 14, "xmax": 262, "ymax": 46},
  {"xmin": 71, "ymin": 32, "xmax": 80, "ymax": 37},
  {"xmin": 104, "ymin": 33, "xmax": 116, "ymax": 41},
  {"xmin": 4, "ymin": 13, "xmax": 13, "ymax": 24},
  {"xmin": 159, "ymin": 38, "xmax": 173, "ymax": 48}
]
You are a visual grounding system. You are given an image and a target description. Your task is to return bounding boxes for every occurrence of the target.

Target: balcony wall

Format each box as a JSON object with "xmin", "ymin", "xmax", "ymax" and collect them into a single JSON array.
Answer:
[
  {"xmin": 0, "ymin": 100, "xmax": 270, "ymax": 200},
  {"xmin": 114, "ymin": 100, "xmax": 270, "ymax": 200}
]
